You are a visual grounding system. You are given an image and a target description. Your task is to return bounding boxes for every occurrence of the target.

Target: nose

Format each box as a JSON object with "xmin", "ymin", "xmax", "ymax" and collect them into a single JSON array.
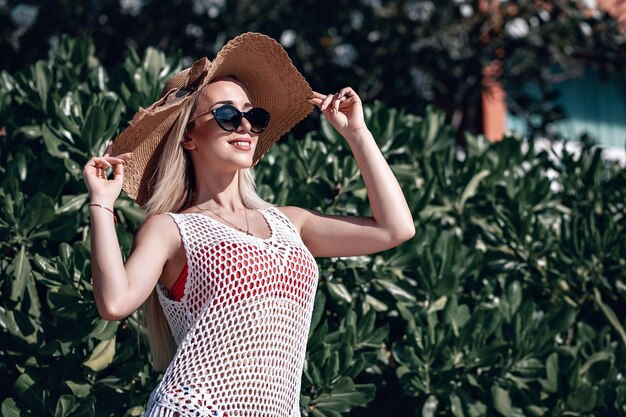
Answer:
[{"xmin": 236, "ymin": 115, "xmax": 253, "ymax": 134}]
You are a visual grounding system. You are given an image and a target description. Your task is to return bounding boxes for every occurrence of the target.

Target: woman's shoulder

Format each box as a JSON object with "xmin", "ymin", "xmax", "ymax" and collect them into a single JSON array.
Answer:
[
  {"xmin": 124, "ymin": 214, "xmax": 183, "ymax": 275},
  {"xmin": 272, "ymin": 205, "xmax": 311, "ymax": 235},
  {"xmin": 274, "ymin": 205, "xmax": 302, "ymax": 217},
  {"xmin": 135, "ymin": 213, "xmax": 180, "ymax": 243},
  {"xmin": 139, "ymin": 212, "xmax": 178, "ymax": 226}
]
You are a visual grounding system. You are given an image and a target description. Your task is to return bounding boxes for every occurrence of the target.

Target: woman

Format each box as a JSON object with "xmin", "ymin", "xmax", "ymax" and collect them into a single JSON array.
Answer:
[{"xmin": 83, "ymin": 33, "xmax": 414, "ymax": 417}]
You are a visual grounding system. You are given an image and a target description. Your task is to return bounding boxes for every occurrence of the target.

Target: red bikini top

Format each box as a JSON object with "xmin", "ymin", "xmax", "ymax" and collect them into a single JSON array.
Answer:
[{"xmin": 169, "ymin": 263, "xmax": 188, "ymax": 301}]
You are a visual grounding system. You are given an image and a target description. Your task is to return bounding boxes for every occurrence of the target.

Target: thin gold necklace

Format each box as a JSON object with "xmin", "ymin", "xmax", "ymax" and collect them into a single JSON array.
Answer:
[{"xmin": 197, "ymin": 205, "xmax": 251, "ymax": 236}]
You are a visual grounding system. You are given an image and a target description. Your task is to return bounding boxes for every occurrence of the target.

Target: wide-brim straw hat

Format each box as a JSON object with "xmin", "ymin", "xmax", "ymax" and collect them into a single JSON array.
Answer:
[{"xmin": 112, "ymin": 32, "xmax": 313, "ymax": 206}]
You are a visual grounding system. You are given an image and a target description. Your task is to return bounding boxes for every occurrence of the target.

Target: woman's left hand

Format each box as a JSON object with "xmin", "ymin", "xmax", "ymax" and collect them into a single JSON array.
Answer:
[{"xmin": 308, "ymin": 88, "xmax": 367, "ymax": 138}]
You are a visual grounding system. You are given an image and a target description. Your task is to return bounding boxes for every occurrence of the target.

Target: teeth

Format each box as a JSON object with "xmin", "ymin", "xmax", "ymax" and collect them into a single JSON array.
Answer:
[{"xmin": 230, "ymin": 141, "xmax": 249, "ymax": 146}]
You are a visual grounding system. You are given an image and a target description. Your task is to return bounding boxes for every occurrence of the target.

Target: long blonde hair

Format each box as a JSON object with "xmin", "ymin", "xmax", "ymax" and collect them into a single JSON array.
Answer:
[{"xmin": 141, "ymin": 82, "xmax": 271, "ymax": 370}]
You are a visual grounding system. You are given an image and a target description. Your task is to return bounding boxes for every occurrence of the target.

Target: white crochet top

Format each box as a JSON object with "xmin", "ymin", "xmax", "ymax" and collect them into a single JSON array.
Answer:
[{"xmin": 143, "ymin": 206, "xmax": 319, "ymax": 417}]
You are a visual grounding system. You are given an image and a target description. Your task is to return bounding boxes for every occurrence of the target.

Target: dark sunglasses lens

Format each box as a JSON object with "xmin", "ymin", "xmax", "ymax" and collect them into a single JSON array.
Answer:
[
  {"xmin": 246, "ymin": 108, "xmax": 271, "ymax": 133},
  {"xmin": 213, "ymin": 106, "xmax": 241, "ymax": 131}
]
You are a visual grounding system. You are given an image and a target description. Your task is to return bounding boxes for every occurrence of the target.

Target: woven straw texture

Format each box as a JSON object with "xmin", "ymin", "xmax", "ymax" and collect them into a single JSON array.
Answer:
[
  {"xmin": 143, "ymin": 206, "xmax": 319, "ymax": 417},
  {"xmin": 112, "ymin": 33, "xmax": 313, "ymax": 206}
]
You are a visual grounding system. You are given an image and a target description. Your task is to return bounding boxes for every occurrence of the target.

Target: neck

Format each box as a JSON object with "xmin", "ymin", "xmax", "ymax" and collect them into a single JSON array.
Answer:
[{"xmin": 192, "ymin": 169, "xmax": 245, "ymax": 212}]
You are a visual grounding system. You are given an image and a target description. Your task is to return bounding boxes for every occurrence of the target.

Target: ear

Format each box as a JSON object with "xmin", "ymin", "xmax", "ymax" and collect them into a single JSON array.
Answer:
[{"xmin": 181, "ymin": 135, "xmax": 197, "ymax": 151}]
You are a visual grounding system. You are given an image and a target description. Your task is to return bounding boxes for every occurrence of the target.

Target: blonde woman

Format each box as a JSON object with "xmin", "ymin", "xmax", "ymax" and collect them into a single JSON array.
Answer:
[{"xmin": 83, "ymin": 33, "xmax": 414, "ymax": 417}]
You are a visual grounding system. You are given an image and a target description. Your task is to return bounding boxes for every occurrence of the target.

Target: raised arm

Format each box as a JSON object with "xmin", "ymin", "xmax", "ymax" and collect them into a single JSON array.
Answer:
[
  {"xmin": 281, "ymin": 88, "xmax": 415, "ymax": 258},
  {"xmin": 83, "ymin": 144, "xmax": 177, "ymax": 320}
]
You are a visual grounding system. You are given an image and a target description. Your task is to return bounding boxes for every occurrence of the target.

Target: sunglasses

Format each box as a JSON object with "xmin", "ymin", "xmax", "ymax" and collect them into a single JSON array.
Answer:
[{"xmin": 189, "ymin": 104, "xmax": 271, "ymax": 134}]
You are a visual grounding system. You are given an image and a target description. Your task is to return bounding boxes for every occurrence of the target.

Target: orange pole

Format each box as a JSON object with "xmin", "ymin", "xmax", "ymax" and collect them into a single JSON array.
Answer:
[
  {"xmin": 597, "ymin": 0, "xmax": 626, "ymax": 31},
  {"xmin": 478, "ymin": 0, "xmax": 506, "ymax": 142},
  {"xmin": 481, "ymin": 61, "xmax": 506, "ymax": 142}
]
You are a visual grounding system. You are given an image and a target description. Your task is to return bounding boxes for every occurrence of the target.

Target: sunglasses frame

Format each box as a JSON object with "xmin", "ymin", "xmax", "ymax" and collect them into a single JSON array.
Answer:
[{"xmin": 188, "ymin": 104, "xmax": 271, "ymax": 134}]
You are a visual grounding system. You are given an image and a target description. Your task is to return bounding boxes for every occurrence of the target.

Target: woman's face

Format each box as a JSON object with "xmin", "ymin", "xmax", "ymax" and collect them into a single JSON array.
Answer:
[{"xmin": 184, "ymin": 77, "xmax": 259, "ymax": 170}]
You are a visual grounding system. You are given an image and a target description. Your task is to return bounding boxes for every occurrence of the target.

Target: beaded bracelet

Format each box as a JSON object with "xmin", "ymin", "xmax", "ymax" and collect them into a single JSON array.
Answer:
[{"xmin": 88, "ymin": 203, "xmax": 118, "ymax": 224}]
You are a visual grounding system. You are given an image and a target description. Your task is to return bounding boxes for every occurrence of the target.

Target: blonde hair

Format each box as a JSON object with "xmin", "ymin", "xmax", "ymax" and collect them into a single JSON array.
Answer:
[{"xmin": 141, "ymin": 81, "xmax": 272, "ymax": 370}]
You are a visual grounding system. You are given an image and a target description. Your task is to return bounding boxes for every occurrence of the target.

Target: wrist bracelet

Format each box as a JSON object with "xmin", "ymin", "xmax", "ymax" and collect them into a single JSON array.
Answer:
[{"xmin": 88, "ymin": 203, "xmax": 118, "ymax": 224}]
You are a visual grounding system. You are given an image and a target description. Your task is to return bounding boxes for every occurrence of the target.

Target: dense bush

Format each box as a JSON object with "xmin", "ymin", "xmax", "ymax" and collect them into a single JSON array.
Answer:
[{"xmin": 1, "ymin": 37, "xmax": 625, "ymax": 417}]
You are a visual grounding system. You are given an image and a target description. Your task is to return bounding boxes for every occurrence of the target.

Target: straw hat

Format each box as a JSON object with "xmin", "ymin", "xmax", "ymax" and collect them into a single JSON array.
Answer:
[{"xmin": 112, "ymin": 32, "xmax": 313, "ymax": 206}]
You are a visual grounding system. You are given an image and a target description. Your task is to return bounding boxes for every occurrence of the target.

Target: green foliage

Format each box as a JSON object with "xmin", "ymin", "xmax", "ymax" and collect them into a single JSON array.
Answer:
[
  {"xmin": 0, "ymin": 36, "xmax": 179, "ymax": 417},
  {"xmin": 1, "ymin": 37, "xmax": 625, "ymax": 417}
]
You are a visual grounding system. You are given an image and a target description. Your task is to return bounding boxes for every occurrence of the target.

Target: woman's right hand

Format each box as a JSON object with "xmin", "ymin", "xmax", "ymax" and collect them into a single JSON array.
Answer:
[{"xmin": 82, "ymin": 141, "xmax": 133, "ymax": 206}]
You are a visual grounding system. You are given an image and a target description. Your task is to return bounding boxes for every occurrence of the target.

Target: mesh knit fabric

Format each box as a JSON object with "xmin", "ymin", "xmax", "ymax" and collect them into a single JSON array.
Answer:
[{"xmin": 143, "ymin": 206, "xmax": 319, "ymax": 417}]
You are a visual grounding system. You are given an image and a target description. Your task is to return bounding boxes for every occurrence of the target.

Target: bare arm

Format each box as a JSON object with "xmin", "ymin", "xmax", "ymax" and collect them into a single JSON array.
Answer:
[
  {"xmin": 83, "ymin": 144, "xmax": 177, "ymax": 320},
  {"xmin": 282, "ymin": 88, "xmax": 415, "ymax": 258},
  {"xmin": 89, "ymin": 211, "xmax": 177, "ymax": 320}
]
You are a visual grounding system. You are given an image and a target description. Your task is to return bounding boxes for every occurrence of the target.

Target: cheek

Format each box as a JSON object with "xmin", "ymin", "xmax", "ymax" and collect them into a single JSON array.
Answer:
[{"xmin": 192, "ymin": 123, "xmax": 222, "ymax": 141}]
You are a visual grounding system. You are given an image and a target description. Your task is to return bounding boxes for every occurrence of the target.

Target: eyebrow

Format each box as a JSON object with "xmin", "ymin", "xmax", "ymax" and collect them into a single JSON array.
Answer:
[{"xmin": 212, "ymin": 100, "xmax": 253, "ymax": 108}]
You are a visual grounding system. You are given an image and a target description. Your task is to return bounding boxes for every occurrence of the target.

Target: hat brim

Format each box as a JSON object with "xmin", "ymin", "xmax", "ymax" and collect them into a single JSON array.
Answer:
[{"xmin": 112, "ymin": 32, "xmax": 313, "ymax": 206}]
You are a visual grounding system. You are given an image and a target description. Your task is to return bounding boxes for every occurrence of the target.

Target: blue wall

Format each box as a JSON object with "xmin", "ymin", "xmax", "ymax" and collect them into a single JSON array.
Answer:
[{"xmin": 508, "ymin": 69, "xmax": 626, "ymax": 149}]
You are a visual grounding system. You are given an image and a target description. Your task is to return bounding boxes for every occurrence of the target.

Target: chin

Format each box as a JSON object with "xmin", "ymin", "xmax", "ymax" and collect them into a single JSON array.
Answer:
[{"xmin": 234, "ymin": 157, "xmax": 255, "ymax": 170}]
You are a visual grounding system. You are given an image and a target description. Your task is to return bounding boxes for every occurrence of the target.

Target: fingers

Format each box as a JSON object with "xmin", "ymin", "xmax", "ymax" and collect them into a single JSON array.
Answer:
[
  {"xmin": 332, "ymin": 92, "xmax": 342, "ymax": 114},
  {"xmin": 89, "ymin": 152, "xmax": 132, "ymax": 169},
  {"xmin": 335, "ymin": 87, "xmax": 360, "ymax": 110},
  {"xmin": 91, "ymin": 157, "xmax": 113, "ymax": 180},
  {"xmin": 337, "ymin": 87, "xmax": 358, "ymax": 102},
  {"xmin": 83, "ymin": 145, "xmax": 130, "ymax": 203},
  {"xmin": 112, "ymin": 159, "xmax": 125, "ymax": 184},
  {"xmin": 116, "ymin": 152, "xmax": 133, "ymax": 162},
  {"xmin": 321, "ymin": 94, "xmax": 334, "ymax": 112},
  {"xmin": 309, "ymin": 88, "xmax": 359, "ymax": 112},
  {"xmin": 308, "ymin": 93, "xmax": 339, "ymax": 112},
  {"xmin": 310, "ymin": 91, "xmax": 327, "ymax": 99},
  {"xmin": 90, "ymin": 155, "xmax": 127, "ymax": 168},
  {"xmin": 86, "ymin": 155, "xmax": 130, "ymax": 180}
]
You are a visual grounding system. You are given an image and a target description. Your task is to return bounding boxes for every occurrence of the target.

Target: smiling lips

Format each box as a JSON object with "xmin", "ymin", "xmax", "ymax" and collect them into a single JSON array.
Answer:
[{"xmin": 228, "ymin": 138, "xmax": 252, "ymax": 151}]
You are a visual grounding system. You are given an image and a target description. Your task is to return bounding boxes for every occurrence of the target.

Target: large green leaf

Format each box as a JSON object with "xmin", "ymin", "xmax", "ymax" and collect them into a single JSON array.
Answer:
[
  {"xmin": 33, "ymin": 61, "xmax": 51, "ymax": 112},
  {"xmin": 80, "ymin": 105, "xmax": 107, "ymax": 153},
  {"xmin": 313, "ymin": 377, "xmax": 375, "ymax": 411},
  {"xmin": 594, "ymin": 288, "xmax": 626, "ymax": 348},
  {"xmin": 23, "ymin": 193, "xmax": 55, "ymax": 233},
  {"xmin": 492, "ymin": 385, "xmax": 513, "ymax": 417},
  {"xmin": 9, "ymin": 246, "xmax": 31, "ymax": 302},
  {"xmin": 14, "ymin": 373, "xmax": 46, "ymax": 411},
  {"xmin": 83, "ymin": 337, "xmax": 116, "ymax": 372},
  {"xmin": 1, "ymin": 398, "xmax": 21, "ymax": 417}
]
